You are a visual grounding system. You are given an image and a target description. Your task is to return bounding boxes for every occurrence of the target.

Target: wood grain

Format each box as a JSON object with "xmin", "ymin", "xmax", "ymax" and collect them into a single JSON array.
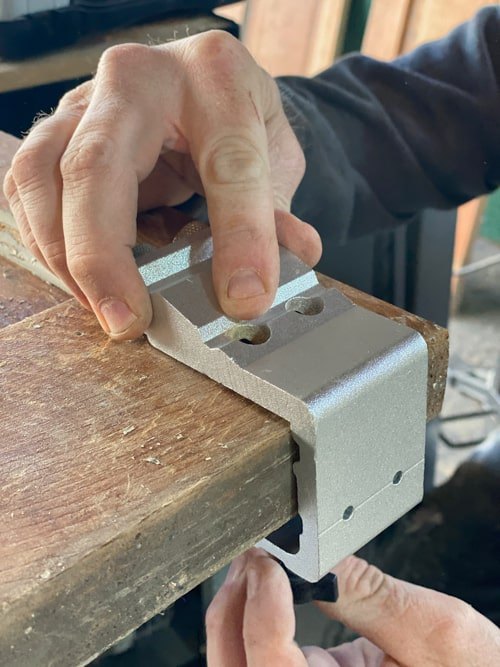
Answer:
[
  {"xmin": 0, "ymin": 118, "xmax": 448, "ymax": 666},
  {"xmin": 243, "ymin": 0, "xmax": 351, "ymax": 76},
  {"xmin": 0, "ymin": 256, "xmax": 68, "ymax": 328},
  {"xmin": 0, "ymin": 302, "xmax": 295, "ymax": 666},
  {"xmin": 362, "ymin": 0, "xmax": 413, "ymax": 59},
  {"xmin": 0, "ymin": 15, "xmax": 233, "ymax": 94}
]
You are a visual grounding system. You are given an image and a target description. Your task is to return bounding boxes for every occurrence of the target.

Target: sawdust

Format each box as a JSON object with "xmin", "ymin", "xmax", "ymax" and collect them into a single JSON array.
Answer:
[{"xmin": 144, "ymin": 456, "xmax": 161, "ymax": 465}]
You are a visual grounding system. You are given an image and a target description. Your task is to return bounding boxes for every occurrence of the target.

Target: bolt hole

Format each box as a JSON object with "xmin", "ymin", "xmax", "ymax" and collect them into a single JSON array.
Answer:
[
  {"xmin": 285, "ymin": 296, "xmax": 324, "ymax": 316},
  {"xmin": 342, "ymin": 505, "xmax": 354, "ymax": 521},
  {"xmin": 228, "ymin": 323, "xmax": 271, "ymax": 345},
  {"xmin": 392, "ymin": 470, "xmax": 403, "ymax": 485}
]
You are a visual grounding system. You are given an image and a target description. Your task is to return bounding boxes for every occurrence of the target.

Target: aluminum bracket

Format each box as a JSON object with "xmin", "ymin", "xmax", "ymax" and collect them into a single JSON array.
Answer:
[{"xmin": 138, "ymin": 229, "xmax": 428, "ymax": 582}]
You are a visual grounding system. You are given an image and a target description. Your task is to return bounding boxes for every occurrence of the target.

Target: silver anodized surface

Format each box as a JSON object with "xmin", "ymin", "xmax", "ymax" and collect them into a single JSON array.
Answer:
[{"xmin": 138, "ymin": 229, "xmax": 428, "ymax": 582}]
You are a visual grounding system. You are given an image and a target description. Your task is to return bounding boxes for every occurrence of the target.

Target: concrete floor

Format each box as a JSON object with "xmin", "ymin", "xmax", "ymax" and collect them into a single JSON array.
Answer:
[{"xmin": 437, "ymin": 237, "xmax": 500, "ymax": 482}]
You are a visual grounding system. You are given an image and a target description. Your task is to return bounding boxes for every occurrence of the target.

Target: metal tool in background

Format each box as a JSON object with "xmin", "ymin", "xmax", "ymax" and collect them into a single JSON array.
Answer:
[
  {"xmin": 439, "ymin": 355, "xmax": 500, "ymax": 449},
  {"xmin": 137, "ymin": 228, "xmax": 428, "ymax": 582}
]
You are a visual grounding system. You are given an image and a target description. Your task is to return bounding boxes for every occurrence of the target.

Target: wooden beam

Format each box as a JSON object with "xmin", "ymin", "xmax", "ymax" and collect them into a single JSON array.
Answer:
[
  {"xmin": 0, "ymin": 129, "xmax": 448, "ymax": 665},
  {"xmin": 243, "ymin": 0, "xmax": 351, "ymax": 76},
  {"xmin": 362, "ymin": 0, "xmax": 413, "ymax": 59},
  {"xmin": 0, "ymin": 256, "xmax": 67, "ymax": 328},
  {"xmin": 0, "ymin": 293, "xmax": 447, "ymax": 667}
]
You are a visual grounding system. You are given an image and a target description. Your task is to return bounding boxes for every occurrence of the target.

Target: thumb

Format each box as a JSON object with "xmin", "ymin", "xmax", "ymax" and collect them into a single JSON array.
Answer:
[{"xmin": 316, "ymin": 556, "xmax": 500, "ymax": 667}]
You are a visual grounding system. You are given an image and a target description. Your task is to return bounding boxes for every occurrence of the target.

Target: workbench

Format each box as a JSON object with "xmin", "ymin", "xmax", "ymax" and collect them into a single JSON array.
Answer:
[{"xmin": 0, "ymin": 131, "xmax": 449, "ymax": 666}]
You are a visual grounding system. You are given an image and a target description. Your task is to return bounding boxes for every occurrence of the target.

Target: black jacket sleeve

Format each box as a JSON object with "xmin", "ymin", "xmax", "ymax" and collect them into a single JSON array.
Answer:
[{"xmin": 277, "ymin": 6, "xmax": 500, "ymax": 241}]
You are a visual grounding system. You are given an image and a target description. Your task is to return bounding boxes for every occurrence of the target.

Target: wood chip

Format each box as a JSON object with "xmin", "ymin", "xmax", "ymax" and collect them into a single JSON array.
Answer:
[{"xmin": 144, "ymin": 456, "xmax": 161, "ymax": 465}]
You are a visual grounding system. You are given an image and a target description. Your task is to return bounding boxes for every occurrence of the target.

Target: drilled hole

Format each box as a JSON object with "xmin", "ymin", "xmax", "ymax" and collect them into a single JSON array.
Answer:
[
  {"xmin": 392, "ymin": 470, "xmax": 403, "ymax": 485},
  {"xmin": 228, "ymin": 323, "xmax": 271, "ymax": 345},
  {"xmin": 343, "ymin": 505, "xmax": 354, "ymax": 521},
  {"xmin": 285, "ymin": 296, "xmax": 324, "ymax": 316}
]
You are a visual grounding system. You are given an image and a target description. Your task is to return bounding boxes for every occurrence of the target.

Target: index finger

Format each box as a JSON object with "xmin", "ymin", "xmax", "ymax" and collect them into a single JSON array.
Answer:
[{"xmin": 60, "ymin": 45, "xmax": 177, "ymax": 339}]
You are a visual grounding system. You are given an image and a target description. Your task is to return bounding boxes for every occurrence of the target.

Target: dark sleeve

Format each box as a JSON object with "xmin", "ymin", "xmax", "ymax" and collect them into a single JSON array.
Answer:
[{"xmin": 277, "ymin": 6, "xmax": 500, "ymax": 241}]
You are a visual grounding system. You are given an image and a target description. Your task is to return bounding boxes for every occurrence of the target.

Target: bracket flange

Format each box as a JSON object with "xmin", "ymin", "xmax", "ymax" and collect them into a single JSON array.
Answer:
[{"xmin": 138, "ymin": 229, "xmax": 428, "ymax": 582}]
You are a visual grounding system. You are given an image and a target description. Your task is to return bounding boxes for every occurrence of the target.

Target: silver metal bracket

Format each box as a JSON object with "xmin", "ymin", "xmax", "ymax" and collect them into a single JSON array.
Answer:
[{"xmin": 138, "ymin": 229, "xmax": 428, "ymax": 582}]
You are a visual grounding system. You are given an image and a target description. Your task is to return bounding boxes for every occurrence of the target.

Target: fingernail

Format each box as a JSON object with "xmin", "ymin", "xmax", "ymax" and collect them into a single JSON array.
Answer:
[
  {"xmin": 99, "ymin": 298, "xmax": 137, "ymax": 335},
  {"xmin": 227, "ymin": 269, "xmax": 266, "ymax": 300},
  {"xmin": 247, "ymin": 567, "xmax": 260, "ymax": 600}
]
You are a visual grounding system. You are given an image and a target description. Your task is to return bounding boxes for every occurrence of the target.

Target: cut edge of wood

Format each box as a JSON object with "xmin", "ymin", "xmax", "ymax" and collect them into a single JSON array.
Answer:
[{"xmin": 0, "ymin": 209, "xmax": 70, "ymax": 293}]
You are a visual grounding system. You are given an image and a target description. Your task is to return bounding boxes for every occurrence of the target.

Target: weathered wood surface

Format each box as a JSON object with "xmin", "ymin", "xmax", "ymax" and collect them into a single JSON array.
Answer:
[
  {"xmin": 0, "ymin": 256, "xmax": 68, "ymax": 328},
  {"xmin": 0, "ymin": 302, "xmax": 295, "ymax": 667},
  {"xmin": 0, "ymin": 14, "xmax": 233, "ymax": 94},
  {"xmin": 0, "ymin": 299, "xmax": 447, "ymax": 667},
  {"xmin": 0, "ymin": 127, "xmax": 448, "ymax": 666}
]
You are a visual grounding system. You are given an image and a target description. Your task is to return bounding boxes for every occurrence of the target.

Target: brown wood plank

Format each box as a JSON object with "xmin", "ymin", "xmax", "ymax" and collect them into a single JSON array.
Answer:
[
  {"xmin": 0, "ymin": 256, "xmax": 68, "ymax": 328},
  {"xmin": 0, "ymin": 15, "xmax": 234, "ymax": 94},
  {"xmin": 0, "ymin": 292, "xmax": 446, "ymax": 667},
  {"xmin": 243, "ymin": 0, "xmax": 351, "ymax": 76},
  {"xmin": 362, "ymin": 0, "xmax": 413, "ymax": 59},
  {"xmin": 0, "ymin": 302, "xmax": 295, "ymax": 667}
]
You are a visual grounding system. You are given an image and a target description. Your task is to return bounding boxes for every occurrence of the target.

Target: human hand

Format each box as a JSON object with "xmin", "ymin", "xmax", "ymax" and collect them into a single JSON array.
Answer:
[
  {"xmin": 206, "ymin": 548, "xmax": 500, "ymax": 666},
  {"xmin": 3, "ymin": 31, "xmax": 321, "ymax": 340}
]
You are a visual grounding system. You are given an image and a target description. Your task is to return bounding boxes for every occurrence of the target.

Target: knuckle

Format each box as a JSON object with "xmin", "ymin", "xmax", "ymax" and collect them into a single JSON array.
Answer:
[
  {"xmin": 3, "ymin": 170, "xmax": 16, "ymax": 200},
  {"xmin": 205, "ymin": 600, "xmax": 222, "ymax": 632},
  {"xmin": 204, "ymin": 136, "xmax": 267, "ymax": 186},
  {"xmin": 58, "ymin": 82, "xmax": 91, "ymax": 114},
  {"xmin": 66, "ymin": 252, "xmax": 93, "ymax": 285},
  {"xmin": 190, "ymin": 29, "xmax": 241, "ymax": 64},
  {"xmin": 11, "ymin": 146, "xmax": 46, "ymax": 189},
  {"xmin": 40, "ymin": 240, "xmax": 68, "ymax": 273},
  {"xmin": 66, "ymin": 245, "xmax": 103, "ymax": 287},
  {"xmin": 431, "ymin": 602, "xmax": 475, "ymax": 657},
  {"xmin": 185, "ymin": 30, "xmax": 250, "ymax": 82},
  {"xmin": 61, "ymin": 134, "xmax": 116, "ymax": 181},
  {"xmin": 98, "ymin": 43, "xmax": 152, "ymax": 78}
]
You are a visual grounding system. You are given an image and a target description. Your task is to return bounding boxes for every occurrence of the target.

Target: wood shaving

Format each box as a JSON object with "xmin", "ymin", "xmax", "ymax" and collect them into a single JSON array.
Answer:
[{"xmin": 144, "ymin": 456, "xmax": 161, "ymax": 465}]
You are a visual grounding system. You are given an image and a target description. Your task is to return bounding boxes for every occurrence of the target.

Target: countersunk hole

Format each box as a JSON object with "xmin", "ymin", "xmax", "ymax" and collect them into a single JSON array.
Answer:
[
  {"xmin": 285, "ymin": 296, "xmax": 324, "ymax": 316},
  {"xmin": 228, "ymin": 323, "xmax": 271, "ymax": 345},
  {"xmin": 392, "ymin": 470, "xmax": 403, "ymax": 485},
  {"xmin": 343, "ymin": 505, "xmax": 354, "ymax": 521}
]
